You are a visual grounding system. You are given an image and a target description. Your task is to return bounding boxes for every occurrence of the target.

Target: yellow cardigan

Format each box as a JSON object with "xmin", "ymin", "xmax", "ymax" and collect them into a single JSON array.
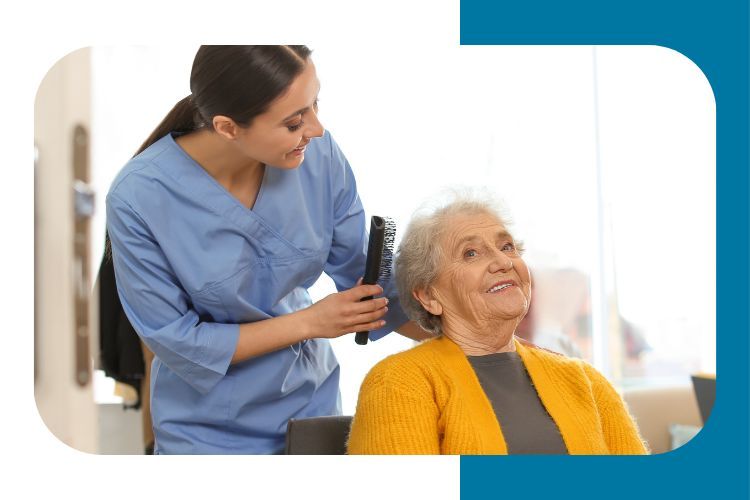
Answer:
[{"xmin": 347, "ymin": 336, "xmax": 648, "ymax": 455}]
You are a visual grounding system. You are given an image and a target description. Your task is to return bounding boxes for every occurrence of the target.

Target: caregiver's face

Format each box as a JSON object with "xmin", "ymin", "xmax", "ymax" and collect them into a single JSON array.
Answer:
[
  {"xmin": 431, "ymin": 212, "xmax": 531, "ymax": 326},
  {"xmin": 234, "ymin": 60, "xmax": 324, "ymax": 169}
]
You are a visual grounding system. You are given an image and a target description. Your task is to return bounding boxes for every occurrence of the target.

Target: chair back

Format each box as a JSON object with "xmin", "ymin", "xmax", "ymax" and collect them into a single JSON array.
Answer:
[{"xmin": 285, "ymin": 415, "xmax": 353, "ymax": 455}]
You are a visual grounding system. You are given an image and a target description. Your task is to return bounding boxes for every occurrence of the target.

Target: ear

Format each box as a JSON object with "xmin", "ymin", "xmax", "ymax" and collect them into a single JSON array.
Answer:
[
  {"xmin": 212, "ymin": 115, "xmax": 240, "ymax": 141},
  {"xmin": 413, "ymin": 287, "xmax": 443, "ymax": 316}
]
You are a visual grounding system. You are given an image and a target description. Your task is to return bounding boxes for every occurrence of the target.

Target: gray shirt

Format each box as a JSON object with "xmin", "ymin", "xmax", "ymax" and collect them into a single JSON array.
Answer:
[{"xmin": 467, "ymin": 351, "xmax": 568, "ymax": 454}]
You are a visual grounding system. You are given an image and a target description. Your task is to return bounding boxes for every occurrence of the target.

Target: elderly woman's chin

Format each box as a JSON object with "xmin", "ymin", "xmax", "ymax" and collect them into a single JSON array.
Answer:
[
  {"xmin": 462, "ymin": 287, "xmax": 530, "ymax": 329},
  {"xmin": 486, "ymin": 290, "xmax": 529, "ymax": 320}
]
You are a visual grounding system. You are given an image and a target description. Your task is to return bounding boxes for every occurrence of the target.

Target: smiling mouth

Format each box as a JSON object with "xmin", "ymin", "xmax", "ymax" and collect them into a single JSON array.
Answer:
[{"xmin": 486, "ymin": 282, "xmax": 515, "ymax": 293}]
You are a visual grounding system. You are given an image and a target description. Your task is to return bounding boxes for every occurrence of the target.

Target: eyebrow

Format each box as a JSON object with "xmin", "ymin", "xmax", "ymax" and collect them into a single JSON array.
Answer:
[
  {"xmin": 454, "ymin": 231, "xmax": 513, "ymax": 250},
  {"xmin": 280, "ymin": 82, "xmax": 321, "ymax": 123},
  {"xmin": 281, "ymin": 106, "xmax": 311, "ymax": 122}
]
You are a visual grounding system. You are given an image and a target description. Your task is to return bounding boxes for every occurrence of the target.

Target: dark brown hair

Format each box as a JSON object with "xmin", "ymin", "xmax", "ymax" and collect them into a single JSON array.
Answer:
[{"xmin": 134, "ymin": 45, "xmax": 312, "ymax": 157}]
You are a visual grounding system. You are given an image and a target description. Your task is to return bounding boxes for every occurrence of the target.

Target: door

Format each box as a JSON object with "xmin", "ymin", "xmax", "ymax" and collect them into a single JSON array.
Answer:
[{"xmin": 34, "ymin": 47, "xmax": 98, "ymax": 452}]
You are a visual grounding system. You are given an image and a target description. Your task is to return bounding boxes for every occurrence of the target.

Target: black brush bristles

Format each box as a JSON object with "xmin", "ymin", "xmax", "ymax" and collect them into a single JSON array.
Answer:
[
  {"xmin": 355, "ymin": 216, "xmax": 396, "ymax": 345},
  {"xmin": 379, "ymin": 217, "xmax": 395, "ymax": 281}
]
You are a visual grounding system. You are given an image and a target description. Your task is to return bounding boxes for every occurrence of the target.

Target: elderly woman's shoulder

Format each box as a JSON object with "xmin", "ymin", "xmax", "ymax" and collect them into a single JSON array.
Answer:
[
  {"xmin": 360, "ymin": 338, "xmax": 445, "ymax": 388},
  {"xmin": 517, "ymin": 338, "xmax": 589, "ymax": 370},
  {"xmin": 518, "ymin": 338, "xmax": 611, "ymax": 385}
]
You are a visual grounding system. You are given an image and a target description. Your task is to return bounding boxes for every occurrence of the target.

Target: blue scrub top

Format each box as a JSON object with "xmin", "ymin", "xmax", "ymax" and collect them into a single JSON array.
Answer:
[{"xmin": 106, "ymin": 131, "xmax": 408, "ymax": 454}]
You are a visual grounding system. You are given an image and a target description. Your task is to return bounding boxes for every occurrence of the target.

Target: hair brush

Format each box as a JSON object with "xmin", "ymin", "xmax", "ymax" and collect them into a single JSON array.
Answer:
[{"xmin": 355, "ymin": 215, "xmax": 396, "ymax": 345}]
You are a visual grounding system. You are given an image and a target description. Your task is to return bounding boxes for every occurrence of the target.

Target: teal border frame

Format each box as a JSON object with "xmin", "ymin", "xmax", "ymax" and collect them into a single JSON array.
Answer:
[{"xmin": 459, "ymin": 1, "xmax": 749, "ymax": 498}]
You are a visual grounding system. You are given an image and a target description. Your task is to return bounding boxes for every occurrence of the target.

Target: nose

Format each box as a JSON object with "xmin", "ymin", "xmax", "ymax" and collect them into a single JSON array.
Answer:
[
  {"xmin": 488, "ymin": 249, "xmax": 514, "ymax": 274},
  {"xmin": 305, "ymin": 109, "xmax": 325, "ymax": 139}
]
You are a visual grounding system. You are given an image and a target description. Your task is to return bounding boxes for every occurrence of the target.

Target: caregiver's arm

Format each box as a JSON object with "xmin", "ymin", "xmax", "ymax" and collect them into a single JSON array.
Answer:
[{"xmin": 231, "ymin": 283, "xmax": 388, "ymax": 363}]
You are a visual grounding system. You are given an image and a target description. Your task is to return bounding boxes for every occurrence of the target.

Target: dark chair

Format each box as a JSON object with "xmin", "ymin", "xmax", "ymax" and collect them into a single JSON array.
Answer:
[{"xmin": 285, "ymin": 415, "xmax": 353, "ymax": 455}]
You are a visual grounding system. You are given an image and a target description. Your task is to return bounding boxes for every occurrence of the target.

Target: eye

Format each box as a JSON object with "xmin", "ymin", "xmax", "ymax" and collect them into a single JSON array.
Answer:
[
  {"xmin": 463, "ymin": 249, "xmax": 478, "ymax": 259},
  {"xmin": 287, "ymin": 120, "xmax": 304, "ymax": 132},
  {"xmin": 286, "ymin": 99, "xmax": 320, "ymax": 132},
  {"xmin": 501, "ymin": 242, "xmax": 515, "ymax": 252}
]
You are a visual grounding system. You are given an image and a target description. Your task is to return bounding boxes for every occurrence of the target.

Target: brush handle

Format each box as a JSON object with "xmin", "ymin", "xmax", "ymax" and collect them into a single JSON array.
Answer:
[{"xmin": 355, "ymin": 216, "xmax": 386, "ymax": 345}]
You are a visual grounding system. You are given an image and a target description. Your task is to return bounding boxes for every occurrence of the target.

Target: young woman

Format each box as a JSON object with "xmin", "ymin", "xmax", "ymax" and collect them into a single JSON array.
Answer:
[{"xmin": 105, "ymin": 45, "xmax": 428, "ymax": 454}]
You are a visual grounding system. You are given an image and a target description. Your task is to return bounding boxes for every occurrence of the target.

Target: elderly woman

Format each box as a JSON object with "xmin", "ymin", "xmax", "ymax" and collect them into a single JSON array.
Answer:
[{"xmin": 347, "ymin": 193, "xmax": 648, "ymax": 455}]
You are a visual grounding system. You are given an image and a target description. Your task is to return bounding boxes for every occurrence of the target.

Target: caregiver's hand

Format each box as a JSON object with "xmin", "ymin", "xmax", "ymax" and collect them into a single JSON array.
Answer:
[
  {"xmin": 232, "ymin": 280, "xmax": 388, "ymax": 363},
  {"xmin": 303, "ymin": 281, "xmax": 389, "ymax": 339}
]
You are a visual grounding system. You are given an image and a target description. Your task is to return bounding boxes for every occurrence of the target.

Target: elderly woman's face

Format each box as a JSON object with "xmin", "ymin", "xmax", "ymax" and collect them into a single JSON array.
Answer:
[{"xmin": 430, "ymin": 212, "xmax": 531, "ymax": 329}]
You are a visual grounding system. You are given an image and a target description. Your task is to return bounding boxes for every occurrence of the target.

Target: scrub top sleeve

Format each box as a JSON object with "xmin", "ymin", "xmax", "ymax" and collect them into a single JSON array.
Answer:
[
  {"xmin": 322, "ymin": 136, "xmax": 409, "ymax": 341},
  {"xmin": 106, "ymin": 194, "xmax": 239, "ymax": 395}
]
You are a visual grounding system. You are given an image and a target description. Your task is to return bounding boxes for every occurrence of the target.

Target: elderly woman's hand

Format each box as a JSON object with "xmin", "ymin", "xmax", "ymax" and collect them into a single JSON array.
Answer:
[{"xmin": 302, "ymin": 282, "xmax": 389, "ymax": 339}]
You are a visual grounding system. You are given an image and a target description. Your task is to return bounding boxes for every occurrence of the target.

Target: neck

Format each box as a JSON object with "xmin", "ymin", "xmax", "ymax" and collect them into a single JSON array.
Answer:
[
  {"xmin": 442, "ymin": 317, "xmax": 517, "ymax": 356},
  {"xmin": 176, "ymin": 129, "xmax": 264, "ymax": 184}
]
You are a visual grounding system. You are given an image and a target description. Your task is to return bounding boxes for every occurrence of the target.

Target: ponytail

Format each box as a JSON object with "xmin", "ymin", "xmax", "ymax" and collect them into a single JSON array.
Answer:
[
  {"xmin": 133, "ymin": 95, "xmax": 201, "ymax": 158},
  {"xmin": 104, "ymin": 95, "xmax": 201, "ymax": 259}
]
